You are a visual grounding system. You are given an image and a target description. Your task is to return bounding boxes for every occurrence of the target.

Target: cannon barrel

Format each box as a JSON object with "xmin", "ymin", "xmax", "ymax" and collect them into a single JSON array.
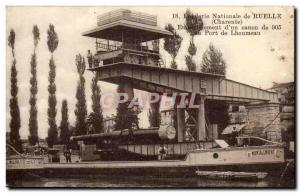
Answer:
[{"xmin": 71, "ymin": 125, "xmax": 176, "ymax": 141}]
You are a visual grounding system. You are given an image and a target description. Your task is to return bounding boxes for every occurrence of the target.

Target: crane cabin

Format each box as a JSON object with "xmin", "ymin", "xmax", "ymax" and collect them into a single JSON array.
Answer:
[{"xmin": 82, "ymin": 9, "xmax": 173, "ymax": 68}]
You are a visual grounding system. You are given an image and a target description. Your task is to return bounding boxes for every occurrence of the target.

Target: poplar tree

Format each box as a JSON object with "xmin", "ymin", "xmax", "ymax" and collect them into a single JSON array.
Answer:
[
  {"xmin": 184, "ymin": 9, "xmax": 203, "ymax": 71},
  {"xmin": 163, "ymin": 24, "xmax": 183, "ymax": 69},
  {"xmin": 87, "ymin": 73, "xmax": 104, "ymax": 133},
  {"xmin": 28, "ymin": 25, "xmax": 40, "ymax": 146},
  {"xmin": 183, "ymin": 10, "xmax": 204, "ymax": 135},
  {"xmin": 8, "ymin": 29, "xmax": 22, "ymax": 152},
  {"xmin": 59, "ymin": 99, "xmax": 70, "ymax": 145},
  {"xmin": 201, "ymin": 43, "xmax": 226, "ymax": 75},
  {"xmin": 46, "ymin": 24, "xmax": 59, "ymax": 147},
  {"xmin": 74, "ymin": 54, "xmax": 87, "ymax": 136}
]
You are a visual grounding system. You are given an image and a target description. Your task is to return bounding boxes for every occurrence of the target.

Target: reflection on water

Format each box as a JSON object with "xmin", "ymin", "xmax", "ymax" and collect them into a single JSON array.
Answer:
[{"xmin": 8, "ymin": 175, "xmax": 284, "ymax": 188}]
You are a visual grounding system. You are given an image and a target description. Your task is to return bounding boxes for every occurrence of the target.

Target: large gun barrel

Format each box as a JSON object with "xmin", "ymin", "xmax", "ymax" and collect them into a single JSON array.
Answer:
[{"xmin": 71, "ymin": 125, "xmax": 176, "ymax": 142}]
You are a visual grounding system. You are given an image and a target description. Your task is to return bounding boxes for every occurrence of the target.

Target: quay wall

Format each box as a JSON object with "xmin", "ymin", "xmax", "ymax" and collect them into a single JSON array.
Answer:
[{"xmin": 245, "ymin": 103, "xmax": 281, "ymax": 142}]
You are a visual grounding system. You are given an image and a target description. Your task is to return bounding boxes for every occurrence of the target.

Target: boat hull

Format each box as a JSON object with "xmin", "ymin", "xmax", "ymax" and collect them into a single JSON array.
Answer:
[
  {"xmin": 43, "ymin": 145, "xmax": 286, "ymax": 178},
  {"xmin": 43, "ymin": 162, "xmax": 286, "ymax": 178}
]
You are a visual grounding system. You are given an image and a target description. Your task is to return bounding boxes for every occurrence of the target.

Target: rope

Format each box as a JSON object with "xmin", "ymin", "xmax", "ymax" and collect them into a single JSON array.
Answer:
[
  {"xmin": 237, "ymin": 135, "xmax": 283, "ymax": 146},
  {"xmin": 263, "ymin": 111, "xmax": 280, "ymax": 131}
]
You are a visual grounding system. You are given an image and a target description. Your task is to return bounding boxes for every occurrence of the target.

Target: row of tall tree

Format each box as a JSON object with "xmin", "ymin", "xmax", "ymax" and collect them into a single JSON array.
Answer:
[
  {"xmin": 8, "ymin": 25, "xmax": 104, "ymax": 150},
  {"xmin": 8, "ymin": 10, "xmax": 228, "ymax": 151},
  {"xmin": 46, "ymin": 28, "xmax": 105, "ymax": 147},
  {"xmin": 8, "ymin": 30, "xmax": 22, "ymax": 152}
]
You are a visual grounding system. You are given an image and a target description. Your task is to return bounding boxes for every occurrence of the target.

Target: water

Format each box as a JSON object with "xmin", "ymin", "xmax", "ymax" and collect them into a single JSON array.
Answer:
[{"xmin": 8, "ymin": 175, "xmax": 288, "ymax": 188}]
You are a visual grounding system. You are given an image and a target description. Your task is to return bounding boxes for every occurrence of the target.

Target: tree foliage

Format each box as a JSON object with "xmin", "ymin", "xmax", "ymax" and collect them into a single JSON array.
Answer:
[
  {"xmin": 47, "ymin": 24, "xmax": 59, "ymax": 53},
  {"xmin": 8, "ymin": 30, "xmax": 15, "ymax": 53},
  {"xmin": 201, "ymin": 44, "xmax": 226, "ymax": 76},
  {"xmin": 59, "ymin": 99, "xmax": 70, "ymax": 145},
  {"xmin": 163, "ymin": 24, "xmax": 183, "ymax": 69},
  {"xmin": 33, "ymin": 25, "xmax": 40, "ymax": 49},
  {"xmin": 184, "ymin": 9, "xmax": 203, "ymax": 37},
  {"xmin": 184, "ymin": 9, "xmax": 203, "ymax": 72},
  {"xmin": 47, "ymin": 57, "xmax": 58, "ymax": 147},
  {"xmin": 28, "ymin": 25, "xmax": 40, "ymax": 146},
  {"xmin": 74, "ymin": 54, "xmax": 87, "ymax": 136},
  {"xmin": 8, "ymin": 29, "xmax": 22, "ymax": 152},
  {"xmin": 188, "ymin": 41, "xmax": 197, "ymax": 56},
  {"xmin": 185, "ymin": 55, "xmax": 196, "ymax": 71},
  {"xmin": 46, "ymin": 24, "xmax": 59, "ymax": 147},
  {"xmin": 87, "ymin": 73, "xmax": 104, "ymax": 133},
  {"xmin": 115, "ymin": 84, "xmax": 139, "ymax": 132}
]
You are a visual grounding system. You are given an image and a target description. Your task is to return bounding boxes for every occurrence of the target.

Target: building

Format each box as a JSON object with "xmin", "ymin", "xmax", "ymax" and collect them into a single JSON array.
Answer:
[
  {"xmin": 269, "ymin": 82, "xmax": 294, "ymax": 105},
  {"xmin": 269, "ymin": 82, "xmax": 294, "ymax": 146}
]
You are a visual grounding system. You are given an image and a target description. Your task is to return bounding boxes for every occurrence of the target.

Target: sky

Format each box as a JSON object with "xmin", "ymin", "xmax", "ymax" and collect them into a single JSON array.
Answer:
[{"xmin": 6, "ymin": 6, "xmax": 294, "ymax": 139}]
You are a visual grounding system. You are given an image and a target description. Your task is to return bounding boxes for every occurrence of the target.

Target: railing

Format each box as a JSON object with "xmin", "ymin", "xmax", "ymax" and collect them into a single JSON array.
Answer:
[
  {"xmin": 95, "ymin": 42, "xmax": 159, "ymax": 53},
  {"xmin": 96, "ymin": 42, "xmax": 121, "ymax": 52}
]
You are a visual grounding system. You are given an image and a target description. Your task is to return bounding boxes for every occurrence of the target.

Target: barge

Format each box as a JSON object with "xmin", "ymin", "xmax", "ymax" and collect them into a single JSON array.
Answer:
[{"xmin": 43, "ymin": 144, "xmax": 285, "ymax": 178}]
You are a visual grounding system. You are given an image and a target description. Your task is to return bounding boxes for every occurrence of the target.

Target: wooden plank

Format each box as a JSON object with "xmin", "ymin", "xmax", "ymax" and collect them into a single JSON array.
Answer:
[
  {"xmin": 181, "ymin": 143, "xmax": 188, "ymax": 154},
  {"xmin": 246, "ymin": 86, "xmax": 251, "ymax": 98},
  {"xmin": 241, "ymin": 84, "xmax": 246, "ymax": 98},
  {"xmin": 206, "ymin": 78, "xmax": 213, "ymax": 95},
  {"xmin": 192, "ymin": 76, "xmax": 200, "ymax": 93},
  {"xmin": 213, "ymin": 78, "xmax": 220, "ymax": 95},
  {"xmin": 110, "ymin": 67, "xmax": 118, "ymax": 77},
  {"xmin": 122, "ymin": 65, "xmax": 132, "ymax": 77},
  {"xmin": 233, "ymin": 82, "xmax": 239, "ymax": 97},
  {"xmin": 148, "ymin": 145, "xmax": 154, "ymax": 155},
  {"xmin": 160, "ymin": 72, "xmax": 169, "ymax": 87},
  {"xmin": 174, "ymin": 144, "xmax": 181, "ymax": 154},
  {"xmin": 141, "ymin": 145, "xmax": 147, "ymax": 155},
  {"xmin": 133, "ymin": 68, "xmax": 141, "ymax": 79},
  {"xmin": 169, "ymin": 72, "xmax": 177, "ymax": 88},
  {"xmin": 220, "ymin": 79, "xmax": 226, "ymax": 96},
  {"xmin": 151, "ymin": 70, "xmax": 159, "ymax": 84},
  {"xmin": 184, "ymin": 75, "xmax": 192, "ymax": 92},
  {"xmin": 226, "ymin": 81, "xmax": 233, "ymax": 97},
  {"xmin": 142, "ymin": 70, "xmax": 151, "ymax": 82},
  {"xmin": 177, "ymin": 74, "xmax": 184, "ymax": 90}
]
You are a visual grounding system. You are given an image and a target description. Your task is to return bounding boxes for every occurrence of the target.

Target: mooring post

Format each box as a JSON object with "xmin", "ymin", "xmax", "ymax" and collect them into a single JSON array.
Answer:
[{"xmin": 197, "ymin": 96, "xmax": 206, "ymax": 141}]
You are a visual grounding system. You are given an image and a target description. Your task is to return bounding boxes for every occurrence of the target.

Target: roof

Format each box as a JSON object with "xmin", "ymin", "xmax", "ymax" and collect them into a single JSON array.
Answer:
[
  {"xmin": 269, "ymin": 82, "xmax": 294, "ymax": 90},
  {"xmin": 83, "ymin": 18, "xmax": 172, "ymax": 42},
  {"xmin": 97, "ymin": 9, "xmax": 157, "ymax": 27}
]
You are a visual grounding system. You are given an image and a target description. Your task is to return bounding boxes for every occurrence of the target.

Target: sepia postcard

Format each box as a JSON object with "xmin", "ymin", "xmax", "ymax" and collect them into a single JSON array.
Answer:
[{"xmin": 6, "ymin": 6, "xmax": 295, "ymax": 188}]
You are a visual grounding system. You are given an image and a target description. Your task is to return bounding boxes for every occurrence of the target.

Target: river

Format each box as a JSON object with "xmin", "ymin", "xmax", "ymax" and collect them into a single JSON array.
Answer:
[{"xmin": 7, "ymin": 175, "xmax": 294, "ymax": 188}]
